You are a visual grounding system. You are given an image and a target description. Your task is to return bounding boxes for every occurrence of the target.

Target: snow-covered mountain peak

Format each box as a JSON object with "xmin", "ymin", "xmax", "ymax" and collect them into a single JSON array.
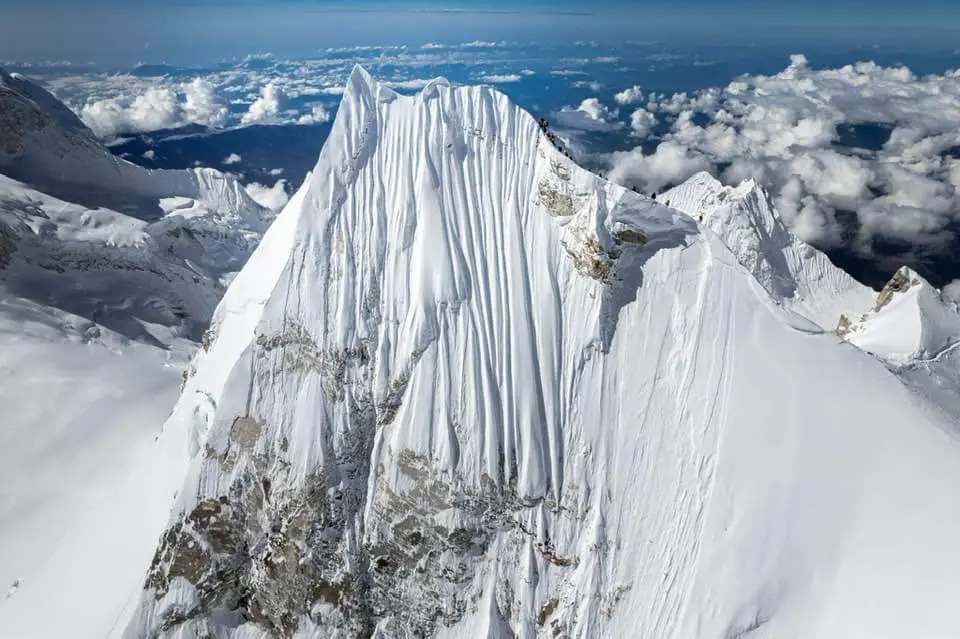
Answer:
[
  {"xmin": 839, "ymin": 266, "xmax": 960, "ymax": 364},
  {"xmin": 661, "ymin": 170, "xmax": 874, "ymax": 329},
  {"xmin": 0, "ymin": 69, "xmax": 270, "ymax": 351},
  {"xmin": 1, "ymin": 72, "xmax": 56, "ymax": 157},
  {"xmin": 110, "ymin": 68, "xmax": 960, "ymax": 639},
  {"xmin": 1, "ymin": 67, "xmax": 92, "ymax": 139},
  {"xmin": 657, "ymin": 170, "xmax": 724, "ymax": 212},
  {"xmin": 306, "ymin": 64, "xmax": 692, "ymax": 289},
  {"xmin": 661, "ymin": 171, "xmax": 783, "ymax": 241}
]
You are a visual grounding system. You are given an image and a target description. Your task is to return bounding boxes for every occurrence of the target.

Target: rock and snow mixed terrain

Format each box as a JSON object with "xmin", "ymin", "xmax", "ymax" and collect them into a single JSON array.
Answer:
[{"xmin": 4, "ymin": 65, "xmax": 960, "ymax": 638}]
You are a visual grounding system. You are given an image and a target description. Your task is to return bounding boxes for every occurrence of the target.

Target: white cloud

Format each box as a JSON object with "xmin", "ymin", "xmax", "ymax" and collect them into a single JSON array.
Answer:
[
  {"xmin": 577, "ymin": 98, "xmax": 616, "ymax": 122},
  {"xmin": 142, "ymin": 149, "xmax": 155, "ymax": 160},
  {"xmin": 520, "ymin": 69, "xmax": 536, "ymax": 76},
  {"xmin": 606, "ymin": 55, "xmax": 960, "ymax": 257},
  {"xmin": 222, "ymin": 153, "xmax": 242, "ymax": 165},
  {"xmin": 615, "ymin": 85, "xmax": 644, "ymax": 105},
  {"xmin": 268, "ymin": 168, "xmax": 284, "ymax": 176},
  {"xmin": 241, "ymin": 82, "xmax": 281, "ymax": 124},
  {"xmin": 554, "ymin": 98, "xmax": 623, "ymax": 133},
  {"xmin": 629, "ymin": 108, "xmax": 656, "ymax": 137},
  {"xmin": 80, "ymin": 78, "xmax": 227, "ymax": 138},
  {"xmin": 462, "ymin": 40, "xmax": 505, "ymax": 48},
  {"xmin": 423, "ymin": 40, "xmax": 505, "ymax": 49},
  {"xmin": 572, "ymin": 80, "xmax": 603, "ymax": 92},
  {"xmin": 324, "ymin": 45, "xmax": 407, "ymax": 54},
  {"xmin": 181, "ymin": 78, "xmax": 227, "ymax": 126},
  {"xmin": 608, "ymin": 141, "xmax": 712, "ymax": 193},
  {"xmin": 478, "ymin": 73, "xmax": 523, "ymax": 84},
  {"xmin": 943, "ymin": 279, "xmax": 960, "ymax": 303},
  {"xmin": 384, "ymin": 78, "xmax": 433, "ymax": 90},
  {"xmin": 244, "ymin": 180, "xmax": 289, "ymax": 210},
  {"xmin": 297, "ymin": 104, "xmax": 331, "ymax": 124}
]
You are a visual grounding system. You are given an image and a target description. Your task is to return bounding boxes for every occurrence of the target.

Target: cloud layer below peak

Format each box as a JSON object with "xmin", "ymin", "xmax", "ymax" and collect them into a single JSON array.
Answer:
[{"xmin": 607, "ymin": 55, "xmax": 960, "ymax": 268}]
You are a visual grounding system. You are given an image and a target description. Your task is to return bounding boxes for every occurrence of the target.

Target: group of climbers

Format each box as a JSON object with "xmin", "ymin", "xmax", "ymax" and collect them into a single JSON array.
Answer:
[
  {"xmin": 537, "ymin": 117, "xmax": 574, "ymax": 161},
  {"xmin": 535, "ymin": 119, "xmax": 662, "ymax": 200}
]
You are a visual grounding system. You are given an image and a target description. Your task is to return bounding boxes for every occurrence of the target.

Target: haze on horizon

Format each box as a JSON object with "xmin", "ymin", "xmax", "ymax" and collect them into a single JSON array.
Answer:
[{"xmin": 2, "ymin": 0, "xmax": 958, "ymax": 65}]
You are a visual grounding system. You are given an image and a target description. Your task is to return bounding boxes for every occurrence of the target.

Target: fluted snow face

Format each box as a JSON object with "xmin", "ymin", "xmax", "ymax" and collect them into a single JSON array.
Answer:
[{"xmin": 126, "ymin": 68, "xmax": 960, "ymax": 639}]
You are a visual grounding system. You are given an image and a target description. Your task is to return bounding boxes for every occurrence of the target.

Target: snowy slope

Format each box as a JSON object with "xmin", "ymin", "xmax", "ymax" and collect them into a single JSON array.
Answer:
[
  {"xmin": 839, "ymin": 266, "xmax": 960, "ymax": 365},
  {"xmin": 0, "ymin": 69, "xmax": 271, "ymax": 349},
  {"xmin": 659, "ymin": 171, "xmax": 875, "ymax": 330},
  {"xmin": 1, "ymin": 68, "xmax": 264, "ymax": 223},
  {"xmin": 835, "ymin": 267, "xmax": 960, "ymax": 421},
  {"xmin": 0, "ymin": 70, "xmax": 274, "ymax": 637},
  {"xmin": 112, "ymin": 66, "xmax": 960, "ymax": 639},
  {"xmin": 0, "ymin": 318, "xmax": 182, "ymax": 635}
]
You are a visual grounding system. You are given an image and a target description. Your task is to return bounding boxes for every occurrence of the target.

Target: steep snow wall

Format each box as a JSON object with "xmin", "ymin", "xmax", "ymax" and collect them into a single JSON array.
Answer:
[{"xmin": 122, "ymin": 67, "xmax": 960, "ymax": 639}]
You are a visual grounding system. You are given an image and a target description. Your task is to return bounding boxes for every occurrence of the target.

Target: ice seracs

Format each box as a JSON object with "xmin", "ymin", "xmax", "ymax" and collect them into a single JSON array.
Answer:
[{"xmin": 119, "ymin": 66, "xmax": 960, "ymax": 639}]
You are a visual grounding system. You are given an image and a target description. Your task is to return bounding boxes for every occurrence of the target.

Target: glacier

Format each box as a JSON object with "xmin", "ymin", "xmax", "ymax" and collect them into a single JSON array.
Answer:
[
  {"xmin": 3, "ymin": 63, "xmax": 960, "ymax": 639},
  {"xmin": 104, "ymin": 66, "xmax": 960, "ymax": 638}
]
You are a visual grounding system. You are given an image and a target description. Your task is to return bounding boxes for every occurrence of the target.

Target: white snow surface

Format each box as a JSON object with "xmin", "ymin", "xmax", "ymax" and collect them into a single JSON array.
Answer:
[
  {"xmin": 0, "ymin": 321, "xmax": 182, "ymax": 637},
  {"xmin": 841, "ymin": 266, "xmax": 960, "ymax": 365},
  {"xmin": 119, "ymin": 66, "xmax": 960, "ymax": 639},
  {"xmin": 0, "ymin": 69, "xmax": 273, "ymax": 637},
  {"xmin": 1, "ymin": 68, "xmax": 265, "ymax": 227},
  {"xmin": 659, "ymin": 170, "xmax": 875, "ymax": 331}
]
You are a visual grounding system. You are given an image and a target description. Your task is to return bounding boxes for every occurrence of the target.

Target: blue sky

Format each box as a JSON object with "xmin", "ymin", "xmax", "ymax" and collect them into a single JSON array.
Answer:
[{"xmin": 2, "ymin": 0, "xmax": 958, "ymax": 65}]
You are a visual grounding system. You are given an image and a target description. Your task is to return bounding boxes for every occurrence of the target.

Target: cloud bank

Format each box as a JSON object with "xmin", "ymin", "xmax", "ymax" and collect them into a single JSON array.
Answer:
[
  {"xmin": 297, "ymin": 104, "xmax": 331, "ymax": 125},
  {"xmin": 244, "ymin": 179, "xmax": 289, "ymax": 210},
  {"xmin": 241, "ymin": 82, "xmax": 281, "ymax": 124},
  {"xmin": 607, "ymin": 55, "xmax": 960, "ymax": 261},
  {"xmin": 477, "ymin": 73, "xmax": 523, "ymax": 84}
]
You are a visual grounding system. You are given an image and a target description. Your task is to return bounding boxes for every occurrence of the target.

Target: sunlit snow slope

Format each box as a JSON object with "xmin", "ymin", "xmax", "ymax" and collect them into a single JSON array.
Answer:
[
  {"xmin": 659, "ymin": 171, "xmax": 875, "ymax": 330},
  {"xmin": 122, "ymin": 67, "xmax": 960, "ymax": 639},
  {"xmin": 0, "ymin": 69, "xmax": 272, "ymax": 638}
]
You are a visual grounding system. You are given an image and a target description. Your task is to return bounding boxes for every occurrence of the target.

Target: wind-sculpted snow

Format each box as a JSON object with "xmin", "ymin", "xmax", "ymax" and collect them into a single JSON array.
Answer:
[
  {"xmin": 123, "ymin": 67, "xmax": 960, "ymax": 639},
  {"xmin": 660, "ymin": 171, "xmax": 875, "ymax": 330}
]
